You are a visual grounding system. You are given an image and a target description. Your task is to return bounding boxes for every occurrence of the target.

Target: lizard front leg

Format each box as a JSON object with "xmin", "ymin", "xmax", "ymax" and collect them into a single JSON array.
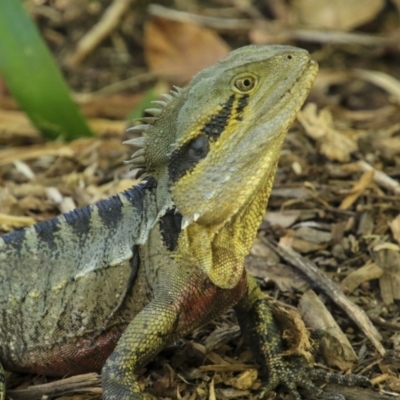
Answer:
[
  {"xmin": 235, "ymin": 275, "xmax": 369, "ymax": 400},
  {"xmin": 102, "ymin": 299, "xmax": 179, "ymax": 400}
]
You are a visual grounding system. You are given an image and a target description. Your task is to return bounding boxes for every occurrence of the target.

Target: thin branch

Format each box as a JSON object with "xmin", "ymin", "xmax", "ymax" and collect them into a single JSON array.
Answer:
[
  {"xmin": 7, "ymin": 373, "xmax": 101, "ymax": 400},
  {"xmin": 148, "ymin": 4, "xmax": 394, "ymax": 47},
  {"xmin": 65, "ymin": 0, "xmax": 134, "ymax": 67},
  {"xmin": 263, "ymin": 238, "xmax": 385, "ymax": 357}
]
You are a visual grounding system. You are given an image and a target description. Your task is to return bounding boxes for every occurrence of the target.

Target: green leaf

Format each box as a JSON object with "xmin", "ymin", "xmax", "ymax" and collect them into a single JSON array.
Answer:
[{"xmin": 0, "ymin": 0, "xmax": 92, "ymax": 140}]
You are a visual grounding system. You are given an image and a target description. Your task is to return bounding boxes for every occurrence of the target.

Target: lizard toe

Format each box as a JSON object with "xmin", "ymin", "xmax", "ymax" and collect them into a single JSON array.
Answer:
[
  {"xmin": 257, "ymin": 356, "xmax": 368, "ymax": 400},
  {"xmin": 257, "ymin": 358, "xmax": 308, "ymax": 400},
  {"xmin": 308, "ymin": 368, "xmax": 370, "ymax": 388}
]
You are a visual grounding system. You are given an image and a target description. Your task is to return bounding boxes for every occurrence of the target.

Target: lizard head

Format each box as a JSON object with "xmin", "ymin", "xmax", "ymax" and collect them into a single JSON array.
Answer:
[{"xmin": 127, "ymin": 45, "xmax": 318, "ymax": 288}]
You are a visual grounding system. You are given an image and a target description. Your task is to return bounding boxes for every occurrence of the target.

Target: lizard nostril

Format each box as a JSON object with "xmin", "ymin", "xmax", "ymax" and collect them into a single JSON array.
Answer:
[{"xmin": 287, "ymin": 54, "xmax": 293, "ymax": 60}]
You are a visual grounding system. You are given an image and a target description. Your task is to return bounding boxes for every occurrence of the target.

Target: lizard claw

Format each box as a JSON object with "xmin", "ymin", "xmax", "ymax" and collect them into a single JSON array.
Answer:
[{"xmin": 256, "ymin": 356, "xmax": 370, "ymax": 400}]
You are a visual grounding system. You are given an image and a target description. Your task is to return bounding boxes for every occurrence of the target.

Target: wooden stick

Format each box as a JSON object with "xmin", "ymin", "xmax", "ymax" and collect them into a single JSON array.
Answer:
[
  {"xmin": 263, "ymin": 238, "xmax": 385, "ymax": 357},
  {"xmin": 7, "ymin": 373, "xmax": 101, "ymax": 400}
]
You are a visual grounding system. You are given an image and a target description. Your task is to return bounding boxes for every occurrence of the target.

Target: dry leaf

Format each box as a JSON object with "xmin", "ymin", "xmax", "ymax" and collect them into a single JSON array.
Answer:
[
  {"xmin": 225, "ymin": 370, "xmax": 258, "ymax": 390},
  {"xmin": 0, "ymin": 212, "xmax": 36, "ymax": 230},
  {"xmin": 374, "ymin": 247, "xmax": 400, "ymax": 304},
  {"xmin": 339, "ymin": 170, "xmax": 374, "ymax": 210},
  {"xmin": 292, "ymin": 0, "xmax": 384, "ymax": 31},
  {"xmin": 264, "ymin": 210, "xmax": 300, "ymax": 228},
  {"xmin": 0, "ymin": 109, "xmax": 40, "ymax": 142},
  {"xmin": 358, "ymin": 160, "xmax": 400, "ymax": 194},
  {"xmin": 270, "ymin": 301, "xmax": 313, "ymax": 361},
  {"xmin": 205, "ymin": 327, "xmax": 241, "ymax": 352},
  {"xmin": 144, "ymin": 17, "xmax": 230, "ymax": 84},
  {"xmin": 355, "ymin": 69, "xmax": 400, "ymax": 105},
  {"xmin": 246, "ymin": 254, "xmax": 309, "ymax": 293},
  {"xmin": 281, "ymin": 227, "xmax": 331, "ymax": 253},
  {"xmin": 0, "ymin": 107, "xmax": 129, "ymax": 143},
  {"xmin": 374, "ymin": 242, "xmax": 400, "ymax": 252},
  {"xmin": 299, "ymin": 290, "xmax": 358, "ymax": 370},
  {"xmin": 292, "ymin": 226, "xmax": 332, "ymax": 244},
  {"xmin": 341, "ymin": 261, "xmax": 383, "ymax": 294},
  {"xmin": 209, "ymin": 378, "xmax": 216, "ymax": 400},
  {"xmin": 250, "ymin": 237, "xmax": 280, "ymax": 262},
  {"xmin": 371, "ymin": 136, "xmax": 400, "ymax": 159},
  {"xmin": 297, "ymin": 103, "xmax": 358, "ymax": 162},
  {"xmin": 387, "ymin": 375, "xmax": 400, "ymax": 393},
  {"xmin": 389, "ymin": 214, "xmax": 400, "ymax": 245},
  {"xmin": 218, "ymin": 388, "xmax": 250, "ymax": 398},
  {"xmin": 78, "ymin": 93, "xmax": 144, "ymax": 120}
]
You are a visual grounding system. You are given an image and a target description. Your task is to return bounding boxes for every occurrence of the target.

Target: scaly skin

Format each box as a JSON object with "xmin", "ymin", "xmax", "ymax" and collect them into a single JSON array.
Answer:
[{"xmin": 0, "ymin": 45, "xmax": 369, "ymax": 399}]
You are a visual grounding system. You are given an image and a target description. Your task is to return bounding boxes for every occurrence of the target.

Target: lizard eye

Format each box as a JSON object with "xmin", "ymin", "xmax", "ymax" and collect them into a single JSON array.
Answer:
[{"xmin": 232, "ymin": 73, "xmax": 258, "ymax": 94}]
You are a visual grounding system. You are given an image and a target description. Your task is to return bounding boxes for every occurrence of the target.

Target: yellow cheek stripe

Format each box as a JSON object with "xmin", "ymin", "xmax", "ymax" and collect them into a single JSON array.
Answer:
[{"xmin": 175, "ymin": 93, "xmax": 250, "ymax": 149}]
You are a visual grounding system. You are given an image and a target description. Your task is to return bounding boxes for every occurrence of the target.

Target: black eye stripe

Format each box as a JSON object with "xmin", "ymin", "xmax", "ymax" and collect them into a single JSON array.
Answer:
[
  {"xmin": 168, "ymin": 94, "xmax": 250, "ymax": 183},
  {"xmin": 202, "ymin": 95, "xmax": 235, "ymax": 140},
  {"xmin": 236, "ymin": 94, "xmax": 249, "ymax": 121},
  {"xmin": 189, "ymin": 135, "xmax": 209, "ymax": 157},
  {"xmin": 168, "ymin": 135, "xmax": 210, "ymax": 182}
]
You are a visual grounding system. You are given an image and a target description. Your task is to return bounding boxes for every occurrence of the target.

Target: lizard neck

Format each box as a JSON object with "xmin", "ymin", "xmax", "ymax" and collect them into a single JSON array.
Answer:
[{"xmin": 171, "ymin": 143, "xmax": 282, "ymax": 290}]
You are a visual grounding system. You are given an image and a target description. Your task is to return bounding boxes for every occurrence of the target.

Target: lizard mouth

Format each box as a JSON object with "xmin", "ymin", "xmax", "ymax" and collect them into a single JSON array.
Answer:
[{"xmin": 257, "ymin": 58, "xmax": 318, "ymax": 126}]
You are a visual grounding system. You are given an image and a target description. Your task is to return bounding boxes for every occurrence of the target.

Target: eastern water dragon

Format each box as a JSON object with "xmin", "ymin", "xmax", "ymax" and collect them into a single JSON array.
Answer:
[{"xmin": 0, "ymin": 45, "xmax": 369, "ymax": 399}]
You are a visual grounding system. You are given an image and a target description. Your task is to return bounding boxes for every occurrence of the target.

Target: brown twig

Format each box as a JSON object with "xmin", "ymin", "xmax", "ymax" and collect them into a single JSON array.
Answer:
[
  {"xmin": 369, "ymin": 316, "xmax": 400, "ymax": 331},
  {"xmin": 263, "ymin": 238, "xmax": 385, "ymax": 357},
  {"xmin": 358, "ymin": 161, "xmax": 400, "ymax": 195},
  {"xmin": 65, "ymin": 0, "xmax": 134, "ymax": 67},
  {"xmin": 85, "ymin": 71, "xmax": 157, "ymax": 98},
  {"xmin": 148, "ymin": 4, "xmax": 394, "ymax": 47},
  {"xmin": 354, "ymin": 69, "xmax": 400, "ymax": 104},
  {"xmin": 7, "ymin": 373, "xmax": 101, "ymax": 400}
]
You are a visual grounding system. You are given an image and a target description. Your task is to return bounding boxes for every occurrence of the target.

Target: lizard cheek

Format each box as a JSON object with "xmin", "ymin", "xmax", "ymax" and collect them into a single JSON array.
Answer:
[{"xmin": 168, "ymin": 135, "xmax": 210, "ymax": 183}]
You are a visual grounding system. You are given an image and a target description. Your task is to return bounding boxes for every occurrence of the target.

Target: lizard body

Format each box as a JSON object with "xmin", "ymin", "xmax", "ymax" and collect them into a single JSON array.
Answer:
[{"xmin": 0, "ymin": 45, "xmax": 368, "ymax": 399}]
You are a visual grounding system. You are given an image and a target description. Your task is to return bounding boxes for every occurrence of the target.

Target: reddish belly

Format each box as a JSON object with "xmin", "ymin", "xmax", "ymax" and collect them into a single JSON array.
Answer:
[
  {"xmin": 10, "ymin": 326, "xmax": 123, "ymax": 376},
  {"xmin": 175, "ymin": 270, "xmax": 247, "ymax": 332},
  {"xmin": 9, "ymin": 271, "xmax": 248, "ymax": 376}
]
